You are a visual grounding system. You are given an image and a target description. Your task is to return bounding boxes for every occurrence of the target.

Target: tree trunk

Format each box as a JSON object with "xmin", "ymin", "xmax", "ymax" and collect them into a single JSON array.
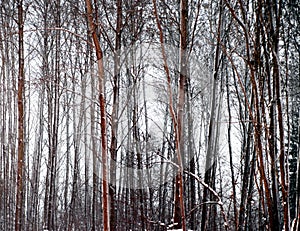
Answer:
[
  {"xmin": 226, "ymin": 67, "xmax": 238, "ymax": 230},
  {"xmin": 15, "ymin": 1, "xmax": 25, "ymax": 230},
  {"xmin": 173, "ymin": 0, "xmax": 188, "ymax": 229},
  {"xmin": 85, "ymin": 0, "xmax": 110, "ymax": 229},
  {"xmin": 109, "ymin": 0, "xmax": 122, "ymax": 229},
  {"xmin": 201, "ymin": 1, "xmax": 223, "ymax": 230}
]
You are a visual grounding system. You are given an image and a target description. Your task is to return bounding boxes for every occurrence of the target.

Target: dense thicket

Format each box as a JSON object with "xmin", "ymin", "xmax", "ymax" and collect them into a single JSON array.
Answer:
[{"xmin": 0, "ymin": 0, "xmax": 299, "ymax": 230}]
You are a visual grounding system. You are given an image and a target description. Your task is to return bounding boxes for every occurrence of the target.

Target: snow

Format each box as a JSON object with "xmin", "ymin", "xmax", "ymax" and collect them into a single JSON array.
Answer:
[{"xmin": 168, "ymin": 230, "xmax": 194, "ymax": 231}]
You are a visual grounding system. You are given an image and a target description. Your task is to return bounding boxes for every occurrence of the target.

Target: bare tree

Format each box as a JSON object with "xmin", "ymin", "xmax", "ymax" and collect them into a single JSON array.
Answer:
[
  {"xmin": 86, "ymin": 0, "xmax": 110, "ymax": 229},
  {"xmin": 201, "ymin": 1, "xmax": 224, "ymax": 230},
  {"xmin": 15, "ymin": 1, "xmax": 25, "ymax": 230},
  {"xmin": 0, "ymin": 0, "xmax": 299, "ymax": 230},
  {"xmin": 109, "ymin": 0, "xmax": 122, "ymax": 229}
]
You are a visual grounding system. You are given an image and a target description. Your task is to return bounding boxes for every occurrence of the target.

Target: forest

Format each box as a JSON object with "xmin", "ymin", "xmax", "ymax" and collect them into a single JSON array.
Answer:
[{"xmin": 0, "ymin": 0, "xmax": 299, "ymax": 230}]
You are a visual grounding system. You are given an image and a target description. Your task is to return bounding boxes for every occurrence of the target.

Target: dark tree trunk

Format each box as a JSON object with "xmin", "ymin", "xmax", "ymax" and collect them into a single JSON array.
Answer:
[{"xmin": 15, "ymin": 1, "xmax": 25, "ymax": 230}]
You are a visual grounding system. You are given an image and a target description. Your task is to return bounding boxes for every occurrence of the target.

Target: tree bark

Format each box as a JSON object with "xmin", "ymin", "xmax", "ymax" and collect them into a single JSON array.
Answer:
[
  {"xmin": 152, "ymin": 0, "xmax": 187, "ymax": 229},
  {"xmin": 109, "ymin": 0, "xmax": 122, "ymax": 229},
  {"xmin": 225, "ymin": 1, "xmax": 277, "ymax": 229},
  {"xmin": 15, "ymin": 1, "xmax": 25, "ymax": 230},
  {"xmin": 85, "ymin": 0, "xmax": 110, "ymax": 230},
  {"xmin": 226, "ymin": 67, "xmax": 238, "ymax": 230},
  {"xmin": 173, "ymin": 0, "xmax": 188, "ymax": 229},
  {"xmin": 201, "ymin": 1, "xmax": 223, "ymax": 230}
]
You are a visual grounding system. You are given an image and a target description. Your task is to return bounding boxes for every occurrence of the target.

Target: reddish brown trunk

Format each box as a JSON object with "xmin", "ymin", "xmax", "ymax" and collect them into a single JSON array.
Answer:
[
  {"xmin": 225, "ymin": 2, "xmax": 277, "ymax": 229},
  {"xmin": 152, "ymin": 0, "xmax": 186, "ymax": 229},
  {"xmin": 172, "ymin": 0, "xmax": 188, "ymax": 229},
  {"xmin": 85, "ymin": 0, "xmax": 110, "ymax": 230},
  {"xmin": 15, "ymin": 1, "xmax": 25, "ymax": 230}
]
